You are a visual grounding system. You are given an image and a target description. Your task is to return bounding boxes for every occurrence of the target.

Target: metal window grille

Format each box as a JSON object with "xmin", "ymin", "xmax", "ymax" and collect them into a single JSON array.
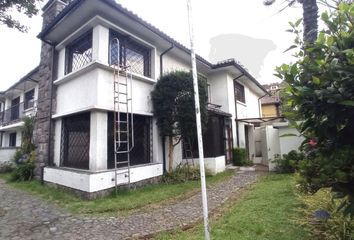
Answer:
[
  {"xmin": 66, "ymin": 31, "xmax": 93, "ymax": 74},
  {"xmin": 24, "ymin": 89, "xmax": 35, "ymax": 110},
  {"xmin": 109, "ymin": 31, "xmax": 151, "ymax": 77},
  {"xmin": 107, "ymin": 113, "xmax": 152, "ymax": 168},
  {"xmin": 182, "ymin": 114, "xmax": 226, "ymax": 158},
  {"xmin": 234, "ymin": 81, "xmax": 245, "ymax": 103},
  {"xmin": 60, "ymin": 112, "xmax": 90, "ymax": 169}
]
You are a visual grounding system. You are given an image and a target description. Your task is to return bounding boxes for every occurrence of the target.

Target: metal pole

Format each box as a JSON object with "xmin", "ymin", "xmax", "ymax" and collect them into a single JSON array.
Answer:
[{"xmin": 187, "ymin": 1, "xmax": 210, "ymax": 239}]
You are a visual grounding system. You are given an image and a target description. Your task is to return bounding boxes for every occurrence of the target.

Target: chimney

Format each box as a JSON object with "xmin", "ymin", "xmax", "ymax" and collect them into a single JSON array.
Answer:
[
  {"xmin": 42, "ymin": 0, "xmax": 71, "ymax": 28},
  {"xmin": 33, "ymin": 0, "xmax": 70, "ymax": 176}
]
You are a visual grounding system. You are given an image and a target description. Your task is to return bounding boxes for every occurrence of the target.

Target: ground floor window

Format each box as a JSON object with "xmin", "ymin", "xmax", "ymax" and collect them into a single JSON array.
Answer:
[
  {"xmin": 107, "ymin": 113, "xmax": 152, "ymax": 168},
  {"xmin": 60, "ymin": 112, "xmax": 90, "ymax": 169},
  {"xmin": 9, "ymin": 132, "xmax": 17, "ymax": 147},
  {"xmin": 183, "ymin": 114, "xmax": 231, "ymax": 159}
]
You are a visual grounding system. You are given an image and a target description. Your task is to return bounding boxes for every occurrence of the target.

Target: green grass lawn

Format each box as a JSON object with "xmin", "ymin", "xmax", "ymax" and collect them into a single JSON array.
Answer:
[
  {"xmin": 0, "ymin": 170, "xmax": 233, "ymax": 216},
  {"xmin": 156, "ymin": 174, "xmax": 311, "ymax": 240}
]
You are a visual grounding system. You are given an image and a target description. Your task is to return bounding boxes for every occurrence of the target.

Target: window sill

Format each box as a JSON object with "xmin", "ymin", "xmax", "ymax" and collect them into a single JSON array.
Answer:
[
  {"xmin": 54, "ymin": 60, "xmax": 156, "ymax": 86},
  {"xmin": 236, "ymin": 100, "xmax": 247, "ymax": 107}
]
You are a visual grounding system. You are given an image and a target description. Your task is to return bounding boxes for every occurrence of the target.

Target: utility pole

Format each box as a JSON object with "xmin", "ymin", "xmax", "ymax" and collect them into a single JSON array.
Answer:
[{"xmin": 187, "ymin": 1, "xmax": 210, "ymax": 239}]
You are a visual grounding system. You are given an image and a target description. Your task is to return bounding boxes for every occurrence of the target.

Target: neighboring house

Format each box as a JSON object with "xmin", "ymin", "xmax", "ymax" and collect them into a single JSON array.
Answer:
[
  {"xmin": 1, "ymin": 0, "xmax": 267, "ymax": 197},
  {"xmin": 261, "ymin": 82, "xmax": 281, "ymax": 118},
  {"xmin": 0, "ymin": 68, "xmax": 39, "ymax": 163}
]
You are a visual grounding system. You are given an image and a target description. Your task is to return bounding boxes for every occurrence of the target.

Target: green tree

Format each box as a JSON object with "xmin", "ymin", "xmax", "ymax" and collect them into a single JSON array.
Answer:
[
  {"xmin": 151, "ymin": 71, "xmax": 208, "ymax": 172},
  {"xmin": 276, "ymin": 2, "xmax": 354, "ymax": 216},
  {"xmin": 21, "ymin": 116, "xmax": 35, "ymax": 154},
  {"xmin": 0, "ymin": 0, "xmax": 42, "ymax": 32},
  {"xmin": 264, "ymin": 0, "xmax": 319, "ymax": 43}
]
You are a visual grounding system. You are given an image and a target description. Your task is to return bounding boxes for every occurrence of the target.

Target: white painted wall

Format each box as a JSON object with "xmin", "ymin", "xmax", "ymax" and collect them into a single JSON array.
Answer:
[
  {"xmin": 89, "ymin": 111, "xmax": 108, "ymax": 171},
  {"xmin": 278, "ymin": 127, "xmax": 304, "ymax": 156},
  {"xmin": 185, "ymin": 156, "xmax": 226, "ymax": 175},
  {"xmin": 44, "ymin": 163, "xmax": 163, "ymax": 192},
  {"xmin": 159, "ymin": 52, "xmax": 191, "ymax": 75},
  {"xmin": 0, "ymin": 148, "xmax": 18, "ymax": 163}
]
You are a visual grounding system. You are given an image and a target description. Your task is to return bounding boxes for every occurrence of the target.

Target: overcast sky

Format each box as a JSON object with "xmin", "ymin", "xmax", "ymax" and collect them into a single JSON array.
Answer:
[{"xmin": 0, "ymin": 0, "xmax": 307, "ymax": 91}]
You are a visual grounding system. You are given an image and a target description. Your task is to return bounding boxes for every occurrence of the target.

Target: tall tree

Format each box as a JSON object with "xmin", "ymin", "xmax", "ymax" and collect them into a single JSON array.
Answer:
[
  {"xmin": 151, "ymin": 71, "xmax": 208, "ymax": 172},
  {"xmin": 264, "ymin": 0, "xmax": 319, "ymax": 43},
  {"xmin": 0, "ymin": 0, "xmax": 42, "ymax": 32}
]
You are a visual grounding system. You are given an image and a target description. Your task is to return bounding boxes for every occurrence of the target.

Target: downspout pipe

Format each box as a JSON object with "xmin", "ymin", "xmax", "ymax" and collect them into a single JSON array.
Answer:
[
  {"xmin": 258, "ymin": 92, "xmax": 269, "ymax": 118},
  {"xmin": 159, "ymin": 44, "xmax": 174, "ymax": 173},
  {"xmin": 233, "ymin": 73, "xmax": 244, "ymax": 148}
]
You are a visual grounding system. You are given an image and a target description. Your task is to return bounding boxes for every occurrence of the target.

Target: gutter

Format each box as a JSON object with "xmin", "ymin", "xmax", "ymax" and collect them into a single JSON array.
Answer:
[
  {"xmin": 233, "ymin": 73, "xmax": 244, "ymax": 148},
  {"xmin": 159, "ymin": 44, "xmax": 174, "ymax": 173}
]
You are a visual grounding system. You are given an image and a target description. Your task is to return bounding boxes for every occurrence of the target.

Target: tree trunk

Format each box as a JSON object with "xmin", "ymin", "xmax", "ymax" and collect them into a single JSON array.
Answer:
[
  {"xmin": 168, "ymin": 136, "xmax": 174, "ymax": 172},
  {"xmin": 302, "ymin": 0, "xmax": 319, "ymax": 43}
]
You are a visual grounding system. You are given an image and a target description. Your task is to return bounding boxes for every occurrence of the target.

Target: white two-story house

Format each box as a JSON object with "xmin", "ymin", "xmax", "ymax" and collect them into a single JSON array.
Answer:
[
  {"xmin": 1, "ymin": 0, "xmax": 268, "ymax": 197},
  {"xmin": 0, "ymin": 68, "xmax": 39, "ymax": 163}
]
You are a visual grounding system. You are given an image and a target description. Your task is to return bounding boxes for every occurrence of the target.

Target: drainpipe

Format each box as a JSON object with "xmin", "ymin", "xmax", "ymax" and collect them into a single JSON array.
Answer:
[
  {"xmin": 258, "ymin": 93, "xmax": 269, "ymax": 118},
  {"xmin": 159, "ymin": 44, "xmax": 174, "ymax": 173},
  {"xmin": 233, "ymin": 74, "xmax": 244, "ymax": 148}
]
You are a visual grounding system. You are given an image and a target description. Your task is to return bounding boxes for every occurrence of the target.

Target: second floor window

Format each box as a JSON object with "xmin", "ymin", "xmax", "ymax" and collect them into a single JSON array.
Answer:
[
  {"xmin": 234, "ymin": 81, "xmax": 245, "ymax": 103},
  {"xmin": 109, "ymin": 31, "xmax": 151, "ymax": 77},
  {"xmin": 24, "ymin": 89, "xmax": 35, "ymax": 110},
  {"xmin": 66, "ymin": 31, "xmax": 93, "ymax": 74}
]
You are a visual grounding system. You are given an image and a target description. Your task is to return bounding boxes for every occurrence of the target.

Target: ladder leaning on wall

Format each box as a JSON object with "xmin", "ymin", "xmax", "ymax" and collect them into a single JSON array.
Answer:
[{"xmin": 110, "ymin": 38, "xmax": 134, "ymax": 193}]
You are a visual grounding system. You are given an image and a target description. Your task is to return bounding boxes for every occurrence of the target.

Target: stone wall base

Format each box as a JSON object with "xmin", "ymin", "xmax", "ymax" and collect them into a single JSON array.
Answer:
[{"xmin": 45, "ymin": 176, "xmax": 162, "ymax": 200}]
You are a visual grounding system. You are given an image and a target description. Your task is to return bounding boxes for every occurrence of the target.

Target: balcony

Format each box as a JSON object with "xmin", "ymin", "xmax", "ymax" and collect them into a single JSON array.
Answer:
[{"xmin": 0, "ymin": 101, "xmax": 37, "ymax": 126}]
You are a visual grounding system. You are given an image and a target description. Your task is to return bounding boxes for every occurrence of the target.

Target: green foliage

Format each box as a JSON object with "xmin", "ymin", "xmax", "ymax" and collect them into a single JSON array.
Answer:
[
  {"xmin": 276, "ymin": 3, "xmax": 354, "ymax": 216},
  {"xmin": 10, "ymin": 150, "xmax": 35, "ymax": 182},
  {"xmin": 12, "ymin": 149, "xmax": 23, "ymax": 163},
  {"xmin": 0, "ymin": 161, "xmax": 15, "ymax": 173},
  {"xmin": 272, "ymin": 150, "xmax": 305, "ymax": 173},
  {"xmin": 21, "ymin": 116, "xmax": 35, "ymax": 154},
  {"xmin": 0, "ymin": 0, "xmax": 42, "ymax": 32},
  {"xmin": 232, "ymin": 148, "xmax": 252, "ymax": 166},
  {"xmin": 162, "ymin": 164, "xmax": 212, "ymax": 184},
  {"xmin": 299, "ymin": 188, "xmax": 354, "ymax": 240},
  {"xmin": 151, "ymin": 71, "xmax": 208, "ymax": 140}
]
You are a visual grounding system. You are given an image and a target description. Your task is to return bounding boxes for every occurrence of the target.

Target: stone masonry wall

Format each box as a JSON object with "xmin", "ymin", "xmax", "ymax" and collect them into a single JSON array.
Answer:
[{"xmin": 33, "ymin": 0, "xmax": 68, "ymax": 176}]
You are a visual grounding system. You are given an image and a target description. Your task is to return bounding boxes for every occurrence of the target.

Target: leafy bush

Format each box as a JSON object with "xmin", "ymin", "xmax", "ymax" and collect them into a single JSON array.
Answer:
[
  {"xmin": 276, "ymin": 3, "xmax": 354, "ymax": 216},
  {"xmin": 162, "ymin": 164, "xmax": 211, "ymax": 183},
  {"xmin": 272, "ymin": 150, "xmax": 305, "ymax": 173},
  {"xmin": 299, "ymin": 188, "xmax": 354, "ymax": 240},
  {"xmin": 232, "ymin": 148, "xmax": 252, "ymax": 166},
  {"xmin": 0, "ymin": 161, "xmax": 15, "ymax": 173},
  {"xmin": 10, "ymin": 151, "xmax": 35, "ymax": 182}
]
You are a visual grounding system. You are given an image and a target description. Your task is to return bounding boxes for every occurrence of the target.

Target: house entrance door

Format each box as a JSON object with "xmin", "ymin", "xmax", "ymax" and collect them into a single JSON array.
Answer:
[{"xmin": 224, "ymin": 118, "xmax": 233, "ymax": 164}]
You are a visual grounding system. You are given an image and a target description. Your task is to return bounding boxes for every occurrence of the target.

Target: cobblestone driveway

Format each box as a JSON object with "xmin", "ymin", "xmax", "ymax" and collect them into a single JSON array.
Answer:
[{"xmin": 0, "ymin": 171, "xmax": 260, "ymax": 240}]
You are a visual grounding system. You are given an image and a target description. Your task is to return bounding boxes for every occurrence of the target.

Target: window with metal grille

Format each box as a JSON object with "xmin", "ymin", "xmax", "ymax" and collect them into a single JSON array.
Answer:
[
  {"xmin": 182, "ymin": 114, "xmax": 226, "ymax": 159},
  {"xmin": 9, "ymin": 132, "xmax": 16, "ymax": 147},
  {"xmin": 109, "ymin": 31, "xmax": 151, "ymax": 77},
  {"xmin": 107, "ymin": 113, "xmax": 152, "ymax": 168},
  {"xmin": 24, "ymin": 89, "xmax": 35, "ymax": 110},
  {"xmin": 61, "ymin": 112, "xmax": 90, "ymax": 169},
  {"xmin": 66, "ymin": 31, "xmax": 93, "ymax": 74},
  {"xmin": 234, "ymin": 81, "xmax": 245, "ymax": 103}
]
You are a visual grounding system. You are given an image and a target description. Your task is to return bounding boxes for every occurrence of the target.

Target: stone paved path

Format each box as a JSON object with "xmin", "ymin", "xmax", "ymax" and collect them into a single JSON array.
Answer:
[{"xmin": 0, "ymin": 171, "xmax": 261, "ymax": 240}]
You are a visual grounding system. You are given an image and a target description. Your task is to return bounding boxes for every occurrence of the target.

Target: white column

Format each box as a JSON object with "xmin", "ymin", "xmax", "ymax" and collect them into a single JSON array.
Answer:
[
  {"xmin": 89, "ymin": 111, "xmax": 108, "ymax": 171},
  {"xmin": 53, "ymin": 119, "xmax": 62, "ymax": 166},
  {"xmin": 57, "ymin": 48, "xmax": 66, "ymax": 79},
  {"xmin": 92, "ymin": 25, "xmax": 109, "ymax": 65}
]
